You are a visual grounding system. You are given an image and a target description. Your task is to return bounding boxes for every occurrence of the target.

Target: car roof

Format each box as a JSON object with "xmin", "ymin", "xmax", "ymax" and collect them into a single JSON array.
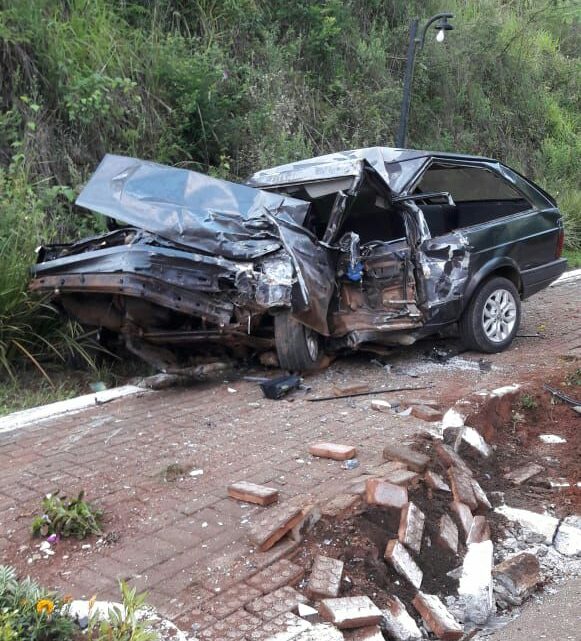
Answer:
[{"xmin": 247, "ymin": 146, "xmax": 499, "ymax": 194}]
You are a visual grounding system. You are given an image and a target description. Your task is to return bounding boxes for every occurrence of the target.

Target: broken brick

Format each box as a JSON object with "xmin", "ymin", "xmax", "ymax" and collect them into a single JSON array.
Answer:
[
  {"xmin": 309, "ymin": 443, "xmax": 357, "ymax": 461},
  {"xmin": 343, "ymin": 626, "xmax": 384, "ymax": 641},
  {"xmin": 466, "ymin": 516, "xmax": 491, "ymax": 545},
  {"xmin": 493, "ymin": 552, "xmax": 541, "ymax": 606},
  {"xmin": 451, "ymin": 501, "xmax": 474, "ymax": 538},
  {"xmin": 382, "ymin": 444, "xmax": 430, "ymax": 472},
  {"xmin": 409, "ymin": 405, "xmax": 443, "ymax": 422},
  {"xmin": 437, "ymin": 514, "xmax": 459, "ymax": 555},
  {"xmin": 307, "ymin": 555, "xmax": 344, "ymax": 600},
  {"xmin": 245, "ymin": 586, "xmax": 307, "ymax": 621},
  {"xmin": 371, "ymin": 399, "xmax": 392, "ymax": 412},
  {"xmin": 383, "ymin": 469, "xmax": 420, "ymax": 487},
  {"xmin": 384, "ymin": 540, "xmax": 423, "ymax": 589},
  {"xmin": 321, "ymin": 494, "xmax": 361, "ymax": 520},
  {"xmin": 366, "ymin": 460, "xmax": 407, "ymax": 476},
  {"xmin": 412, "ymin": 592, "xmax": 463, "ymax": 641},
  {"xmin": 504, "ymin": 463, "xmax": 544, "ymax": 485},
  {"xmin": 398, "ymin": 502, "xmax": 425, "ymax": 554},
  {"xmin": 333, "ymin": 383, "xmax": 370, "ymax": 396},
  {"xmin": 245, "ymin": 612, "xmax": 311, "ymax": 641},
  {"xmin": 228, "ymin": 481, "xmax": 279, "ymax": 506},
  {"xmin": 447, "ymin": 467, "xmax": 478, "ymax": 510},
  {"xmin": 471, "ymin": 479, "xmax": 492, "ymax": 511},
  {"xmin": 249, "ymin": 503, "xmax": 307, "ymax": 551},
  {"xmin": 319, "ymin": 596, "xmax": 382, "ymax": 630},
  {"xmin": 294, "ymin": 625, "xmax": 345, "ymax": 640},
  {"xmin": 459, "ymin": 540, "xmax": 494, "ymax": 624},
  {"xmin": 424, "ymin": 470, "xmax": 451, "ymax": 493},
  {"xmin": 365, "ymin": 479, "xmax": 408, "ymax": 508},
  {"xmin": 435, "ymin": 443, "xmax": 473, "ymax": 476},
  {"xmin": 381, "ymin": 596, "xmax": 422, "ymax": 641},
  {"xmin": 245, "ymin": 559, "xmax": 305, "ymax": 594}
]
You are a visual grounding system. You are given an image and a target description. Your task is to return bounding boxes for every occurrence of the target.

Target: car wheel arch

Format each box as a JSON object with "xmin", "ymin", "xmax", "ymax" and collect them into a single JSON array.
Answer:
[{"xmin": 462, "ymin": 259, "xmax": 523, "ymax": 312}]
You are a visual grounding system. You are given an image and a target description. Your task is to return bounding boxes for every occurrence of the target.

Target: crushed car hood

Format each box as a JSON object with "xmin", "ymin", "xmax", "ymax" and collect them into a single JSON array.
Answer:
[{"xmin": 76, "ymin": 154, "xmax": 312, "ymax": 260}]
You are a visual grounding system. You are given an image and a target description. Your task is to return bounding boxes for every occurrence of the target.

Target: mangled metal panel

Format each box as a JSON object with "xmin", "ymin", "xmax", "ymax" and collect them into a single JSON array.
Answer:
[
  {"xmin": 69, "ymin": 155, "xmax": 335, "ymax": 334},
  {"xmin": 247, "ymin": 147, "xmax": 430, "ymax": 194},
  {"xmin": 76, "ymin": 154, "xmax": 311, "ymax": 260}
]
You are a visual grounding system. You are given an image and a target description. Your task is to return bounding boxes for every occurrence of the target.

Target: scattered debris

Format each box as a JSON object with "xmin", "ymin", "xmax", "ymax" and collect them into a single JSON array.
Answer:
[
  {"xmin": 493, "ymin": 552, "xmax": 541, "ymax": 607},
  {"xmin": 228, "ymin": 481, "xmax": 279, "ymax": 506},
  {"xmin": 382, "ymin": 444, "xmax": 430, "ymax": 472},
  {"xmin": 458, "ymin": 539, "xmax": 494, "ymax": 624},
  {"xmin": 494, "ymin": 505, "xmax": 558, "ymax": 544},
  {"xmin": 380, "ymin": 596, "xmax": 422, "ymax": 641},
  {"xmin": 425, "ymin": 471, "xmax": 451, "ymax": 493},
  {"xmin": 543, "ymin": 383, "xmax": 581, "ymax": 406},
  {"xmin": 307, "ymin": 555, "xmax": 344, "ymax": 600},
  {"xmin": 260, "ymin": 375, "xmax": 302, "ymax": 400},
  {"xmin": 365, "ymin": 479, "xmax": 408, "ymax": 508},
  {"xmin": 319, "ymin": 596, "xmax": 382, "ymax": 630},
  {"xmin": 334, "ymin": 383, "xmax": 370, "ymax": 396},
  {"xmin": 504, "ymin": 463, "xmax": 544, "ymax": 485},
  {"xmin": 411, "ymin": 592, "xmax": 463, "ymax": 641},
  {"xmin": 371, "ymin": 399, "xmax": 392, "ymax": 413},
  {"xmin": 538, "ymin": 434, "xmax": 567, "ymax": 444},
  {"xmin": 437, "ymin": 514, "xmax": 459, "ymax": 554},
  {"xmin": 385, "ymin": 540, "xmax": 423, "ymax": 589},
  {"xmin": 409, "ymin": 405, "xmax": 443, "ymax": 422},
  {"xmin": 309, "ymin": 443, "xmax": 357, "ymax": 461},
  {"xmin": 249, "ymin": 502, "xmax": 308, "ymax": 551},
  {"xmin": 398, "ymin": 502, "xmax": 425, "ymax": 554},
  {"xmin": 553, "ymin": 515, "xmax": 581, "ymax": 557},
  {"xmin": 307, "ymin": 385, "xmax": 434, "ymax": 402}
]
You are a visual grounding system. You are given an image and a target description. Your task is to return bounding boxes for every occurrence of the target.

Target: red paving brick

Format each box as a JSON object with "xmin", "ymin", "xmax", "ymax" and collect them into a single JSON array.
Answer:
[{"xmin": 0, "ymin": 280, "xmax": 578, "ymax": 632}]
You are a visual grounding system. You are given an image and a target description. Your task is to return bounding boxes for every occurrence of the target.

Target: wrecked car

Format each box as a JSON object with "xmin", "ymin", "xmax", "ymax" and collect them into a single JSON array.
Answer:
[{"xmin": 30, "ymin": 148, "xmax": 567, "ymax": 370}]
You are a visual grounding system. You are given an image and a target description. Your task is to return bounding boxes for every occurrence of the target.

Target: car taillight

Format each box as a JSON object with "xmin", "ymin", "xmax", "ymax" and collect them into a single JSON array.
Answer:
[{"xmin": 556, "ymin": 227, "xmax": 564, "ymax": 258}]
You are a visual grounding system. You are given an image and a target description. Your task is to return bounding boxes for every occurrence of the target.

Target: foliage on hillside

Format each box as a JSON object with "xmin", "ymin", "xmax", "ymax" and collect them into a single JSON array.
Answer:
[{"xmin": 0, "ymin": 0, "xmax": 579, "ymax": 378}]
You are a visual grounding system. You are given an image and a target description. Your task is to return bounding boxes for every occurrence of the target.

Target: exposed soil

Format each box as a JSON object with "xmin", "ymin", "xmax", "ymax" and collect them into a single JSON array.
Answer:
[{"xmin": 293, "ymin": 365, "xmax": 580, "ymax": 618}]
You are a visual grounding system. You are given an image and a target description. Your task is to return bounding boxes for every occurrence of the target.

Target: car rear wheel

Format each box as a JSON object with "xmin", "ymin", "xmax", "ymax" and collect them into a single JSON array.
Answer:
[
  {"xmin": 459, "ymin": 276, "xmax": 521, "ymax": 353},
  {"xmin": 274, "ymin": 312, "xmax": 321, "ymax": 370}
]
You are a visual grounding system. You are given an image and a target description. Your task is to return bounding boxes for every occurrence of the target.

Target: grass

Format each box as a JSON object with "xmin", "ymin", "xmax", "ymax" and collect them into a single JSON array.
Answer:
[{"xmin": 563, "ymin": 248, "xmax": 581, "ymax": 269}]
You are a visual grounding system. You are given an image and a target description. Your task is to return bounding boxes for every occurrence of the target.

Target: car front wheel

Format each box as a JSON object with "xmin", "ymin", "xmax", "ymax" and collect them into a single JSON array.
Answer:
[
  {"xmin": 274, "ymin": 312, "xmax": 321, "ymax": 370},
  {"xmin": 459, "ymin": 276, "xmax": 521, "ymax": 353}
]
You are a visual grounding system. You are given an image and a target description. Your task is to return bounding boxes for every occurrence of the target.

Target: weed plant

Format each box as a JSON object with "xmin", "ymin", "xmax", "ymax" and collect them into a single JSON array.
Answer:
[{"xmin": 31, "ymin": 491, "xmax": 102, "ymax": 539}]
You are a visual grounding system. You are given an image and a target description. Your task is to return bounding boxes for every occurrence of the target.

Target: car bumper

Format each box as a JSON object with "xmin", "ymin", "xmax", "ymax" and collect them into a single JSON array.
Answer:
[{"xmin": 521, "ymin": 258, "xmax": 568, "ymax": 299}]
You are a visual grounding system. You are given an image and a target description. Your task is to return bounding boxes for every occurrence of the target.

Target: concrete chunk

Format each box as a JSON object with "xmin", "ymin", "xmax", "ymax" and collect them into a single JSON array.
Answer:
[
  {"xmin": 319, "ymin": 596, "xmax": 382, "ymax": 630},
  {"xmin": 451, "ymin": 501, "xmax": 474, "ymax": 538},
  {"xmin": 554, "ymin": 516, "xmax": 581, "ymax": 557},
  {"xmin": 494, "ymin": 505, "xmax": 558, "ymax": 544},
  {"xmin": 382, "ymin": 444, "xmax": 430, "ymax": 472},
  {"xmin": 371, "ymin": 399, "xmax": 392, "ymax": 413},
  {"xmin": 412, "ymin": 592, "xmax": 463, "ymax": 641},
  {"xmin": 493, "ymin": 552, "xmax": 541, "ymax": 606},
  {"xmin": 384, "ymin": 540, "xmax": 423, "ymax": 589},
  {"xmin": 437, "ymin": 513, "xmax": 458, "ymax": 554},
  {"xmin": 365, "ymin": 479, "xmax": 408, "ymax": 508},
  {"xmin": 309, "ymin": 443, "xmax": 357, "ymax": 461},
  {"xmin": 307, "ymin": 555, "xmax": 344, "ymax": 600},
  {"xmin": 424, "ymin": 470, "xmax": 451, "ymax": 493},
  {"xmin": 458, "ymin": 540, "xmax": 494, "ymax": 624},
  {"xmin": 398, "ymin": 502, "xmax": 425, "ymax": 554},
  {"xmin": 444, "ymin": 425, "xmax": 492, "ymax": 458},
  {"xmin": 380, "ymin": 595, "xmax": 422, "ymax": 641},
  {"xmin": 447, "ymin": 467, "xmax": 478, "ymax": 510},
  {"xmin": 228, "ymin": 481, "xmax": 279, "ymax": 506},
  {"xmin": 504, "ymin": 463, "xmax": 544, "ymax": 485}
]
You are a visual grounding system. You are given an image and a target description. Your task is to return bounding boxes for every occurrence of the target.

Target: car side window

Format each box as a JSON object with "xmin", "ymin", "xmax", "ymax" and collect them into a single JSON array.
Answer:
[{"xmin": 414, "ymin": 164, "xmax": 533, "ymax": 236}]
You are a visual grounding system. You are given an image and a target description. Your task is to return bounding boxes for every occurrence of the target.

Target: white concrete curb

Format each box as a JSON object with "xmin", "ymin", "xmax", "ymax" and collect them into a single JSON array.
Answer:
[
  {"xmin": 550, "ymin": 267, "xmax": 581, "ymax": 286},
  {"xmin": 0, "ymin": 385, "xmax": 148, "ymax": 434}
]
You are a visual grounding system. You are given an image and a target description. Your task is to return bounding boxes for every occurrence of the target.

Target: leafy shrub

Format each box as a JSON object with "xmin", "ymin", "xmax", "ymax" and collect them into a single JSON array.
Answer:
[
  {"xmin": 31, "ymin": 491, "xmax": 102, "ymax": 539},
  {"xmin": 88, "ymin": 581, "xmax": 158, "ymax": 641},
  {"xmin": 0, "ymin": 566, "xmax": 75, "ymax": 641}
]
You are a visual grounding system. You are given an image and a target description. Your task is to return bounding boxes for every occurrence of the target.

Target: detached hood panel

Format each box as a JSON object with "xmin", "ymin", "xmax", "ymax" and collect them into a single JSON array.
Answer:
[{"xmin": 76, "ymin": 154, "xmax": 311, "ymax": 261}]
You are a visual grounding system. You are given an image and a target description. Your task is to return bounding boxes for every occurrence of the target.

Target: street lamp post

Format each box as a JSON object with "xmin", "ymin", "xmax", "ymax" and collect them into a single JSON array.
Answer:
[{"xmin": 395, "ymin": 12, "xmax": 455, "ymax": 148}]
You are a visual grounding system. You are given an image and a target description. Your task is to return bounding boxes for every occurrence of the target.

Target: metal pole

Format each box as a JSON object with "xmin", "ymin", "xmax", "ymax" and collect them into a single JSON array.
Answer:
[{"xmin": 395, "ymin": 18, "xmax": 419, "ymax": 148}]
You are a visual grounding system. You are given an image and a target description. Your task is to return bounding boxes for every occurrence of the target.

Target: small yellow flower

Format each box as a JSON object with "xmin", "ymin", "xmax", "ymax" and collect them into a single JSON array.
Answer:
[{"xmin": 36, "ymin": 599, "xmax": 55, "ymax": 615}]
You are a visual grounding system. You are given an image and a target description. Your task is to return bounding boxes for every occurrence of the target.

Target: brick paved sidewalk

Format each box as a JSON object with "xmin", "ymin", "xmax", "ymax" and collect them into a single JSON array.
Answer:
[{"xmin": 0, "ymin": 279, "xmax": 578, "ymax": 638}]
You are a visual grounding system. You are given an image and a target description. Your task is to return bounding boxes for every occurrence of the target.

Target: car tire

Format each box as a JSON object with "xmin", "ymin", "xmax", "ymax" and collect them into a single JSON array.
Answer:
[
  {"xmin": 274, "ymin": 312, "xmax": 321, "ymax": 370},
  {"xmin": 459, "ymin": 276, "xmax": 521, "ymax": 353}
]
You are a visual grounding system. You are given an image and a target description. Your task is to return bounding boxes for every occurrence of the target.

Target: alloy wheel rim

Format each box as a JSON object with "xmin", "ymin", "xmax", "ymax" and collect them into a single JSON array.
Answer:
[
  {"xmin": 305, "ymin": 328, "xmax": 319, "ymax": 360},
  {"xmin": 482, "ymin": 288, "xmax": 517, "ymax": 343}
]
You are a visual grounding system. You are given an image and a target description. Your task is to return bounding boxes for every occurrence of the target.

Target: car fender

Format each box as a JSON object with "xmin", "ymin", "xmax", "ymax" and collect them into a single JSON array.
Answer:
[{"xmin": 462, "ymin": 257, "xmax": 522, "ymax": 311}]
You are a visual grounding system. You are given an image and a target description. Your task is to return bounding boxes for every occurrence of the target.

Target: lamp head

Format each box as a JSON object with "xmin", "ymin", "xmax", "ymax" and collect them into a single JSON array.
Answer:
[{"xmin": 434, "ymin": 15, "xmax": 454, "ymax": 43}]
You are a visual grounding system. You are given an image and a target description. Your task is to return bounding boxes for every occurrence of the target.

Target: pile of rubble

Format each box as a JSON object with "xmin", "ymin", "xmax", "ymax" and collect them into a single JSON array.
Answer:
[{"xmin": 217, "ymin": 404, "xmax": 580, "ymax": 641}]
